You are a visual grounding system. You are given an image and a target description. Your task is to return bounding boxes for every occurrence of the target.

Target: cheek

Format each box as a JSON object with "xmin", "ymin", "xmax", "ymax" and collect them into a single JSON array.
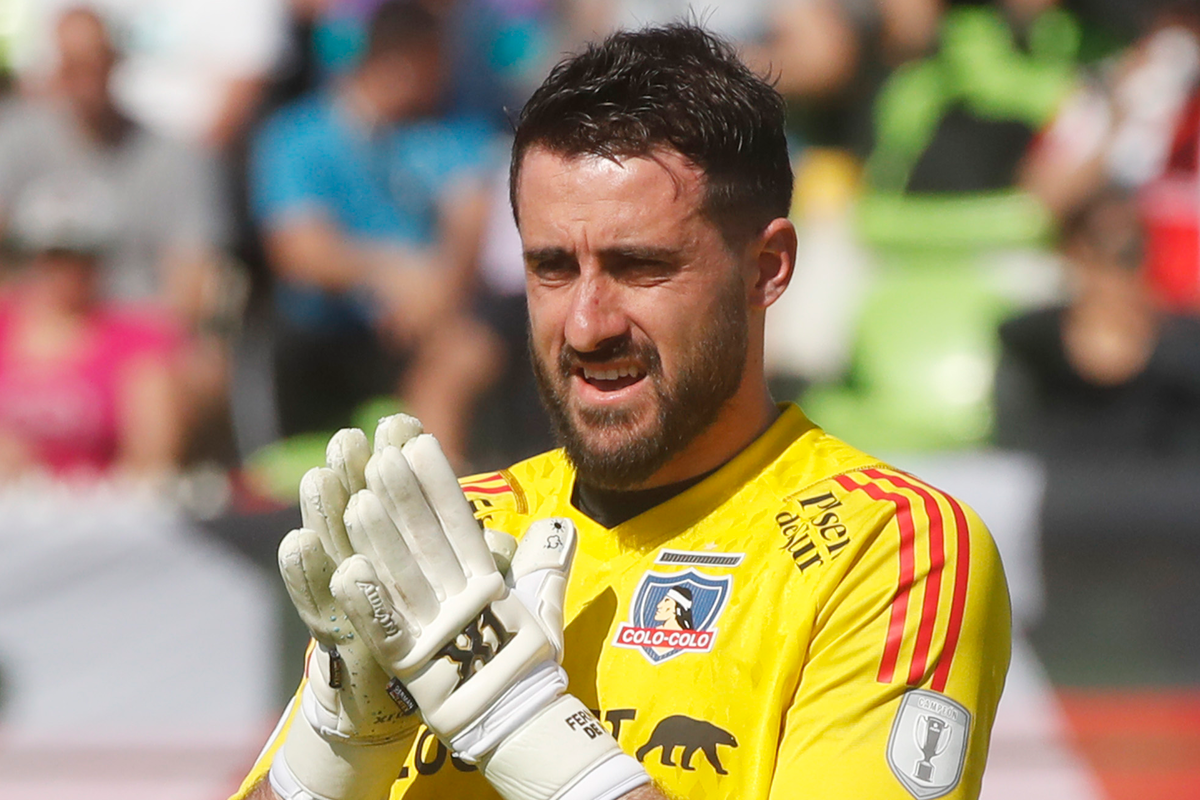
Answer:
[
  {"xmin": 633, "ymin": 305, "xmax": 695, "ymax": 368},
  {"xmin": 526, "ymin": 294, "xmax": 563, "ymax": 356}
]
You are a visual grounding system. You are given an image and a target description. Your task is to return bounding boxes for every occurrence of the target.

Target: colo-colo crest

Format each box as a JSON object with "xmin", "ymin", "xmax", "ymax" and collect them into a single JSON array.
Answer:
[{"xmin": 613, "ymin": 568, "xmax": 732, "ymax": 664}]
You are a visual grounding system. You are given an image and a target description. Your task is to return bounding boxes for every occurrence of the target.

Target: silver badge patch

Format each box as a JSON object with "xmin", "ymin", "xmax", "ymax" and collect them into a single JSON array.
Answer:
[{"xmin": 886, "ymin": 689, "xmax": 971, "ymax": 799}]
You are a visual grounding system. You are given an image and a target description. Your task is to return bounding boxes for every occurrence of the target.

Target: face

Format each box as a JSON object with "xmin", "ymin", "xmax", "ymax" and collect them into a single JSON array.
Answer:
[
  {"xmin": 518, "ymin": 148, "xmax": 751, "ymax": 490},
  {"xmin": 655, "ymin": 595, "xmax": 677, "ymax": 623},
  {"xmin": 373, "ymin": 45, "xmax": 444, "ymax": 122},
  {"xmin": 55, "ymin": 11, "xmax": 116, "ymax": 121},
  {"xmin": 28, "ymin": 251, "xmax": 99, "ymax": 313}
]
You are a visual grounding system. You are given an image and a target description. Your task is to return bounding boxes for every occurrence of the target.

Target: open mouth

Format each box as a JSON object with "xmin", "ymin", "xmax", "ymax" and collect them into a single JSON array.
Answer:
[{"xmin": 578, "ymin": 364, "xmax": 645, "ymax": 392}]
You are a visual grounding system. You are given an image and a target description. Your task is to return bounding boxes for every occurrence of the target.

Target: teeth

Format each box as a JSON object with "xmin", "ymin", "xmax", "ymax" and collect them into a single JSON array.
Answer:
[{"xmin": 583, "ymin": 365, "xmax": 642, "ymax": 382}]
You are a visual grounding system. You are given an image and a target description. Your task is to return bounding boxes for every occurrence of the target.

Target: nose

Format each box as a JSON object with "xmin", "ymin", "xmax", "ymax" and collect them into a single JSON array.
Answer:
[{"xmin": 564, "ymin": 272, "xmax": 630, "ymax": 353}]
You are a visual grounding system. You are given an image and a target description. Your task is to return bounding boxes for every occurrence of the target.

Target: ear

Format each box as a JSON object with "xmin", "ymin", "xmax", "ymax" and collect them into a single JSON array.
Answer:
[{"xmin": 746, "ymin": 217, "xmax": 797, "ymax": 309}]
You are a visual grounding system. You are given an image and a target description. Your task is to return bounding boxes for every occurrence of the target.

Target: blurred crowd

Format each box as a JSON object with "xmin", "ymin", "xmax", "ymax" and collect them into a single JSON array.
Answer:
[{"xmin": 0, "ymin": 0, "xmax": 1197, "ymax": 506}]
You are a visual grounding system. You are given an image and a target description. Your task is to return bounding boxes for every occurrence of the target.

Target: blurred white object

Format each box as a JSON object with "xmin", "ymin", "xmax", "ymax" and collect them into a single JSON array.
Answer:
[
  {"xmin": 479, "ymin": 166, "xmax": 528, "ymax": 298},
  {"xmin": 10, "ymin": 0, "xmax": 287, "ymax": 143},
  {"xmin": 9, "ymin": 173, "xmax": 118, "ymax": 255},
  {"xmin": 0, "ymin": 480, "xmax": 277, "ymax": 799},
  {"xmin": 766, "ymin": 148, "xmax": 872, "ymax": 382},
  {"xmin": 600, "ymin": 0, "xmax": 776, "ymax": 42},
  {"xmin": 1106, "ymin": 26, "xmax": 1200, "ymax": 188}
]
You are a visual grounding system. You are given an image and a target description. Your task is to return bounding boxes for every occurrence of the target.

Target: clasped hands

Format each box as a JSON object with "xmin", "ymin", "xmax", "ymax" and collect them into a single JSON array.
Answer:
[{"xmin": 269, "ymin": 415, "xmax": 648, "ymax": 800}]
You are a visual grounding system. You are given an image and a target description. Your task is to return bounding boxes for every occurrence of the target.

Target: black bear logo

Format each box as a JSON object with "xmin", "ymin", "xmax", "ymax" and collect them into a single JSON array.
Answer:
[{"xmin": 635, "ymin": 715, "xmax": 738, "ymax": 775}]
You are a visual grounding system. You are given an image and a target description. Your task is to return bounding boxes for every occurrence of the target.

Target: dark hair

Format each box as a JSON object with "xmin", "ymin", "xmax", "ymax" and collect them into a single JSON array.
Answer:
[
  {"xmin": 510, "ymin": 22, "xmax": 793, "ymax": 246},
  {"xmin": 668, "ymin": 586, "xmax": 694, "ymax": 630},
  {"xmin": 363, "ymin": 0, "xmax": 440, "ymax": 63}
]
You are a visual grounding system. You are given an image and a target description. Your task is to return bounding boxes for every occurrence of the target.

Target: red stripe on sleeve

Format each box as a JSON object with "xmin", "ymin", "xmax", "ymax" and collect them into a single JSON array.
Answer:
[
  {"xmin": 460, "ymin": 484, "xmax": 512, "ymax": 495},
  {"xmin": 869, "ymin": 470, "xmax": 947, "ymax": 686},
  {"xmin": 834, "ymin": 473, "xmax": 915, "ymax": 684},
  {"xmin": 932, "ymin": 493, "xmax": 971, "ymax": 692}
]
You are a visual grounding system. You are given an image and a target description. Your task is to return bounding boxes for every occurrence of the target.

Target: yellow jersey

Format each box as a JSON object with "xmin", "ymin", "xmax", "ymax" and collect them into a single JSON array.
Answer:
[{"xmin": 235, "ymin": 404, "xmax": 1011, "ymax": 800}]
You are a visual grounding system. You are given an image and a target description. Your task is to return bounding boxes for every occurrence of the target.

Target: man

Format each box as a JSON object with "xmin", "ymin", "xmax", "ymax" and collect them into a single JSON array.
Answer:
[
  {"xmin": 250, "ymin": 0, "xmax": 501, "ymax": 464},
  {"xmin": 0, "ymin": 6, "xmax": 231, "ymax": 461},
  {"xmin": 0, "ymin": 6, "xmax": 229, "ymax": 320},
  {"xmin": 234, "ymin": 23, "xmax": 1011, "ymax": 800},
  {"xmin": 10, "ymin": 0, "xmax": 286, "ymax": 149}
]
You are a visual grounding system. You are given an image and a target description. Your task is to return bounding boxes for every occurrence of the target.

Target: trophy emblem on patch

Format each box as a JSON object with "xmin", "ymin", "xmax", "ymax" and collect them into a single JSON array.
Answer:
[
  {"xmin": 886, "ymin": 689, "xmax": 970, "ymax": 799},
  {"xmin": 913, "ymin": 715, "xmax": 950, "ymax": 781}
]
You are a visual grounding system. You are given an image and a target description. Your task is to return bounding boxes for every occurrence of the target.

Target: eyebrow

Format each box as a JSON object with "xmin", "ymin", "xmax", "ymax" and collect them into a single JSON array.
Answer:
[{"xmin": 523, "ymin": 245, "xmax": 680, "ymax": 263}]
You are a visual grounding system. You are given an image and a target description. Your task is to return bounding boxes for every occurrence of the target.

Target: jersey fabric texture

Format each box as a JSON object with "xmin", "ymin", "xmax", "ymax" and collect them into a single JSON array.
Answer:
[{"xmin": 234, "ymin": 403, "xmax": 1011, "ymax": 800}]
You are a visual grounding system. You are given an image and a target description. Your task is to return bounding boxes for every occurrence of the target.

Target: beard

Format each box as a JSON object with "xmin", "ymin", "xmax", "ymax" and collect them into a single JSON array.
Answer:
[{"xmin": 530, "ymin": 277, "xmax": 749, "ymax": 490}]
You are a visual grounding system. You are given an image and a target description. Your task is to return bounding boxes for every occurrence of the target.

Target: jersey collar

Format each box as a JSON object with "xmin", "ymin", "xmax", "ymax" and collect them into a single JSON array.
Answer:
[{"xmin": 567, "ymin": 403, "xmax": 817, "ymax": 560}]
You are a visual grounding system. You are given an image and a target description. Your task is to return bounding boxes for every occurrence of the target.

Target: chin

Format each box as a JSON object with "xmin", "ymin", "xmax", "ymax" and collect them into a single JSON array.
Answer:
[{"xmin": 571, "ymin": 402, "xmax": 654, "ymax": 445}]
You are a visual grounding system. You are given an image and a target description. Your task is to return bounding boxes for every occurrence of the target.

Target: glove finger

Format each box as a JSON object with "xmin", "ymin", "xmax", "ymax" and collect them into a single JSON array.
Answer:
[
  {"xmin": 484, "ymin": 529, "xmax": 518, "ymax": 575},
  {"xmin": 366, "ymin": 445, "xmax": 466, "ymax": 597},
  {"xmin": 299, "ymin": 467, "xmax": 354, "ymax": 562},
  {"xmin": 373, "ymin": 413, "xmax": 424, "ymax": 454},
  {"xmin": 509, "ymin": 518, "xmax": 578, "ymax": 657},
  {"xmin": 344, "ymin": 490, "xmax": 440, "ymax": 626},
  {"xmin": 278, "ymin": 528, "xmax": 340, "ymax": 646},
  {"xmin": 332, "ymin": 554, "xmax": 419, "ymax": 674},
  {"xmin": 325, "ymin": 428, "xmax": 372, "ymax": 495},
  {"xmin": 403, "ymin": 434, "xmax": 497, "ymax": 580}
]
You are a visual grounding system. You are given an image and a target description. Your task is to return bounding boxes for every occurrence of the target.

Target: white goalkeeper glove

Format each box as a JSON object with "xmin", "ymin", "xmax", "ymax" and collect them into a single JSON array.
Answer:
[
  {"xmin": 329, "ymin": 428, "xmax": 651, "ymax": 800},
  {"xmin": 269, "ymin": 417, "xmax": 428, "ymax": 800}
]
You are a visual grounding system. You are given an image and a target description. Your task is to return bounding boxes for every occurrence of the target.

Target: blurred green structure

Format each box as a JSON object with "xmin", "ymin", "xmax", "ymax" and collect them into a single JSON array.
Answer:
[{"xmin": 803, "ymin": 4, "xmax": 1077, "ymax": 453}]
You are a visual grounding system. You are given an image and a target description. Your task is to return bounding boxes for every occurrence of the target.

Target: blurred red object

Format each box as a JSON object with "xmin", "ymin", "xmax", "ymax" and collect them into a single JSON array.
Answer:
[
  {"xmin": 1140, "ymin": 90, "xmax": 1200, "ymax": 313},
  {"xmin": 1058, "ymin": 689, "xmax": 1200, "ymax": 800}
]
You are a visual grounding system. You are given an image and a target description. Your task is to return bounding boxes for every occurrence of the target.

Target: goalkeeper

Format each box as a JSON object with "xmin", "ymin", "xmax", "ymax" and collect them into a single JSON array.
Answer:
[{"xmin": 234, "ymin": 21, "xmax": 1011, "ymax": 800}]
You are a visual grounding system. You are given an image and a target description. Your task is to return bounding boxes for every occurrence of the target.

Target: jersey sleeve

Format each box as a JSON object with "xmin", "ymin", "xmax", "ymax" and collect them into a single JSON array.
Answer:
[
  {"xmin": 459, "ymin": 468, "xmax": 530, "ymax": 537},
  {"xmin": 769, "ymin": 469, "xmax": 1011, "ymax": 800}
]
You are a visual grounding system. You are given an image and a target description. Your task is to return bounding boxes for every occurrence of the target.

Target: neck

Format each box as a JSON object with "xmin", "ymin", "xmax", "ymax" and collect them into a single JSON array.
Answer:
[
  {"xmin": 12, "ymin": 290, "xmax": 90, "ymax": 362},
  {"xmin": 343, "ymin": 73, "xmax": 384, "ymax": 129},
  {"xmin": 73, "ymin": 103, "xmax": 127, "ymax": 146}
]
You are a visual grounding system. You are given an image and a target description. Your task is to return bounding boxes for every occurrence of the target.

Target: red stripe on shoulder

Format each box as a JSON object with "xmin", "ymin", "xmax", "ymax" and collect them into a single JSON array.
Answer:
[
  {"xmin": 460, "ymin": 483, "xmax": 512, "ymax": 495},
  {"xmin": 459, "ymin": 469, "xmax": 528, "ymax": 515},
  {"xmin": 834, "ymin": 472, "xmax": 915, "ymax": 684},
  {"xmin": 460, "ymin": 471, "xmax": 513, "ymax": 495},
  {"xmin": 868, "ymin": 470, "xmax": 947, "ymax": 686},
  {"xmin": 932, "ymin": 491, "xmax": 971, "ymax": 692}
]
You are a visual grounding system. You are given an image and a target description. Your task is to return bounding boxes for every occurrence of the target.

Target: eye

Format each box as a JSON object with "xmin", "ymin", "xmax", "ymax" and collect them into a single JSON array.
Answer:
[
  {"xmin": 612, "ymin": 255, "xmax": 677, "ymax": 285},
  {"xmin": 526, "ymin": 253, "xmax": 578, "ymax": 285}
]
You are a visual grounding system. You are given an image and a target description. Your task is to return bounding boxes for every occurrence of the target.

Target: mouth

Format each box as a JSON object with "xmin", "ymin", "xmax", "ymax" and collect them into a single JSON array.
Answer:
[{"xmin": 574, "ymin": 363, "xmax": 646, "ymax": 395}]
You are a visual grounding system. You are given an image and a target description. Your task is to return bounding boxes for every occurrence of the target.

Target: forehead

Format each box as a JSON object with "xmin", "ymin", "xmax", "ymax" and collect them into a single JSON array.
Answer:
[{"xmin": 515, "ymin": 148, "xmax": 707, "ymax": 244}]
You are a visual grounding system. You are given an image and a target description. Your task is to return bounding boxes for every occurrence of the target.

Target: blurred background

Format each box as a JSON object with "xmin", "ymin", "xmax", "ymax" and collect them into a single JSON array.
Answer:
[{"xmin": 0, "ymin": 0, "xmax": 1195, "ymax": 797}]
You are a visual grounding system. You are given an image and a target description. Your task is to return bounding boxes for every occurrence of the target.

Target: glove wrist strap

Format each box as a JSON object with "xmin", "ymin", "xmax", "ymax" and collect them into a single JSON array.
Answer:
[
  {"xmin": 451, "ymin": 662, "xmax": 568, "ymax": 762},
  {"xmin": 480, "ymin": 694, "xmax": 651, "ymax": 800},
  {"xmin": 270, "ymin": 709, "xmax": 412, "ymax": 800}
]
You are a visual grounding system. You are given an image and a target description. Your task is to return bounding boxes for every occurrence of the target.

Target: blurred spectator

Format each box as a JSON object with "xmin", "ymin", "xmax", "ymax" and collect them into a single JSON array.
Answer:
[
  {"xmin": 0, "ymin": 177, "xmax": 184, "ymax": 481},
  {"xmin": 1024, "ymin": 1, "xmax": 1200, "ymax": 311},
  {"xmin": 10, "ymin": 0, "xmax": 287, "ymax": 149},
  {"xmin": 754, "ymin": 0, "xmax": 941, "ymax": 155},
  {"xmin": 301, "ymin": 0, "xmax": 554, "ymax": 126},
  {"xmin": 798, "ymin": 0, "xmax": 1086, "ymax": 454},
  {"xmin": 0, "ymin": 8, "xmax": 230, "ymax": 310},
  {"xmin": 862, "ymin": 0, "xmax": 1079, "ymax": 239},
  {"xmin": 0, "ymin": 8, "xmax": 237, "ymax": 463},
  {"xmin": 250, "ymin": 0, "xmax": 501, "ymax": 467},
  {"xmin": 996, "ymin": 188, "xmax": 1200, "ymax": 456}
]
